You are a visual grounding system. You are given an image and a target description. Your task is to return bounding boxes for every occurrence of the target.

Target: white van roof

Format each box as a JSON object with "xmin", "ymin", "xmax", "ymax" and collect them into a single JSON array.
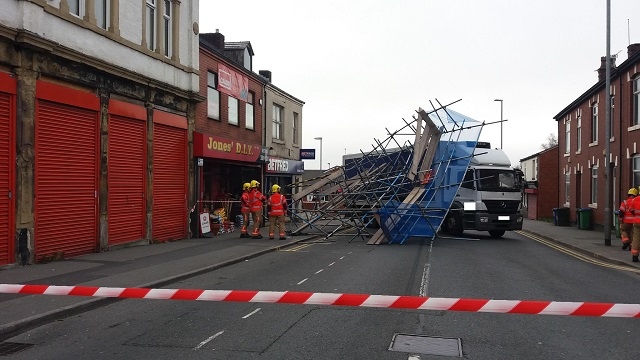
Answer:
[{"xmin": 470, "ymin": 148, "xmax": 511, "ymax": 167}]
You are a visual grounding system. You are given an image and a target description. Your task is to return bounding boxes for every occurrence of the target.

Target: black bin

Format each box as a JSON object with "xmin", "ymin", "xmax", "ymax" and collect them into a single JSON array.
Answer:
[{"xmin": 553, "ymin": 207, "xmax": 570, "ymax": 226}]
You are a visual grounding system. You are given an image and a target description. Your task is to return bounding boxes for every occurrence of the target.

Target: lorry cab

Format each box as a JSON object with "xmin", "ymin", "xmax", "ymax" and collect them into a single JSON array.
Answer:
[{"xmin": 443, "ymin": 143, "xmax": 524, "ymax": 238}]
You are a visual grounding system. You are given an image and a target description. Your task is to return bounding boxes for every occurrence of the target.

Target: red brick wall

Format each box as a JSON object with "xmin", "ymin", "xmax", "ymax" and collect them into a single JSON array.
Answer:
[
  {"xmin": 196, "ymin": 47, "xmax": 263, "ymax": 145},
  {"xmin": 537, "ymin": 146, "xmax": 559, "ymax": 219}
]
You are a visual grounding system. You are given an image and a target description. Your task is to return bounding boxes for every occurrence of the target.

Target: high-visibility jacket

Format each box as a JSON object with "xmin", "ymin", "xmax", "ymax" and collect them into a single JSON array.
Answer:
[
  {"xmin": 620, "ymin": 197, "xmax": 635, "ymax": 224},
  {"xmin": 268, "ymin": 193, "xmax": 287, "ymax": 216},
  {"xmin": 250, "ymin": 189, "xmax": 266, "ymax": 212},
  {"xmin": 633, "ymin": 196, "xmax": 640, "ymax": 224},
  {"xmin": 241, "ymin": 191, "xmax": 251, "ymax": 213}
]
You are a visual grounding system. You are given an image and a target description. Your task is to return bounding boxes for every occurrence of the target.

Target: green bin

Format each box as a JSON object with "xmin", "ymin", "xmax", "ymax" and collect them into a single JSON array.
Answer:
[
  {"xmin": 577, "ymin": 208, "xmax": 593, "ymax": 230},
  {"xmin": 614, "ymin": 210, "xmax": 621, "ymax": 238}
]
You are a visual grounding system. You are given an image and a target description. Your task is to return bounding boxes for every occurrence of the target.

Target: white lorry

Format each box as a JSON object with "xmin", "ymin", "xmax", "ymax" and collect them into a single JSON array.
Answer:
[{"xmin": 442, "ymin": 142, "xmax": 524, "ymax": 238}]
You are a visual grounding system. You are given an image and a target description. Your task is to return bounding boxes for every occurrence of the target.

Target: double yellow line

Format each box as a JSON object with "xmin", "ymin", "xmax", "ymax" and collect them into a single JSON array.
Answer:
[
  {"xmin": 282, "ymin": 243, "xmax": 316, "ymax": 252},
  {"xmin": 515, "ymin": 230, "xmax": 640, "ymax": 274}
]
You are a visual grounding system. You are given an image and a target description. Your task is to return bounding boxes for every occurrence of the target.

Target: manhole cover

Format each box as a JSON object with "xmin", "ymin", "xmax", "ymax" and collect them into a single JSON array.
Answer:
[
  {"xmin": 0, "ymin": 342, "xmax": 34, "ymax": 356},
  {"xmin": 389, "ymin": 334, "xmax": 462, "ymax": 357}
]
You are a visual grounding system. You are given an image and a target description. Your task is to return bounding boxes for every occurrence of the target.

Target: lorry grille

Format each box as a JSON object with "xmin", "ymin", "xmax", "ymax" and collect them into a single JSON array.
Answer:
[{"xmin": 483, "ymin": 200, "xmax": 520, "ymax": 214}]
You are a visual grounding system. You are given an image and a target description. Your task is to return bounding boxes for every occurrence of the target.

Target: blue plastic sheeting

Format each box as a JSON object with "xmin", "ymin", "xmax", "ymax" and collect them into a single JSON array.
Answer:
[{"xmin": 379, "ymin": 108, "xmax": 482, "ymax": 244}]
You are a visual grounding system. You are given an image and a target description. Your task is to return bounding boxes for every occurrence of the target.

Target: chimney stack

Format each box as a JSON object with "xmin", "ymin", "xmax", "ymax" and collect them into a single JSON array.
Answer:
[
  {"xmin": 597, "ymin": 56, "xmax": 616, "ymax": 82},
  {"xmin": 628, "ymin": 43, "xmax": 640, "ymax": 59},
  {"xmin": 200, "ymin": 29, "xmax": 225, "ymax": 50},
  {"xmin": 259, "ymin": 70, "xmax": 272, "ymax": 83}
]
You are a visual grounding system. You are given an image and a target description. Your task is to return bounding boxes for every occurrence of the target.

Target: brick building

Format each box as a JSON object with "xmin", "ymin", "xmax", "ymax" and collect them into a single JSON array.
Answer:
[
  {"xmin": 554, "ymin": 43, "xmax": 640, "ymax": 229},
  {"xmin": 519, "ymin": 146, "xmax": 559, "ymax": 220}
]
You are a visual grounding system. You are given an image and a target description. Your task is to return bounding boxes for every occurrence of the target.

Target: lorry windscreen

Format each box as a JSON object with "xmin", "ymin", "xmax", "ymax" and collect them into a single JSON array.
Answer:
[{"xmin": 476, "ymin": 169, "xmax": 520, "ymax": 192}]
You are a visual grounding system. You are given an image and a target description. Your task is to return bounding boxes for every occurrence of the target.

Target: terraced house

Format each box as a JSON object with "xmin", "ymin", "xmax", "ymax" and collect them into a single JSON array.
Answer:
[{"xmin": 0, "ymin": 0, "xmax": 202, "ymax": 265}]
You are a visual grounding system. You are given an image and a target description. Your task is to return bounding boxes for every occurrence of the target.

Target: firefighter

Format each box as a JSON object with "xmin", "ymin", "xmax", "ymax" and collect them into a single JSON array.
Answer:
[
  {"xmin": 268, "ymin": 184, "xmax": 288, "ymax": 240},
  {"xmin": 619, "ymin": 188, "xmax": 637, "ymax": 250},
  {"xmin": 240, "ymin": 182, "xmax": 251, "ymax": 238},
  {"xmin": 249, "ymin": 180, "xmax": 266, "ymax": 239},
  {"xmin": 631, "ymin": 187, "xmax": 640, "ymax": 262}
]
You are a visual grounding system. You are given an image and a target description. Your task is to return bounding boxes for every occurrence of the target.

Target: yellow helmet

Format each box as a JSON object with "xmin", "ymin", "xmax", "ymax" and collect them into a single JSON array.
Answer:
[
  {"xmin": 271, "ymin": 184, "xmax": 280, "ymax": 193},
  {"xmin": 243, "ymin": 183, "xmax": 251, "ymax": 190},
  {"xmin": 629, "ymin": 188, "xmax": 639, "ymax": 196},
  {"xmin": 250, "ymin": 180, "xmax": 260, "ymax": 188}
]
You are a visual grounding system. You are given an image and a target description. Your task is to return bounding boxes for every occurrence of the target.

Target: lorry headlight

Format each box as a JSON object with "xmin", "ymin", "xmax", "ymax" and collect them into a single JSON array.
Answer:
[
  {"xmin": 480, "ymin": 216, "xmax": 489, "ymax": 223},
  {"xmin": 464, "ymin": 202, "xmax": 476, "ymax": 211}
]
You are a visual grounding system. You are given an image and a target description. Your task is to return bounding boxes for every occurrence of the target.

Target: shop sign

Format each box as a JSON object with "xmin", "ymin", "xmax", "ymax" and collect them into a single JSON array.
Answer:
[
  {"xmin": 218, "ymin": 64, "xmax": 249, "ymax": 101},
  {"xmin": 300, "ymin": 149, "xmax": 315, "ymax": 160},
  {"xmin": 200, "ymin": 212, "xmax": 211, "ymax": 234},
  {"xmin": 193, "ymin": 132, "xmax": 261, "ymax": 162},
  {"xmin": 266, "ymin": 158, "xmax": 305, "ymax": 174},
  {"xmin": 258, "ymin": 146, "xmax": 270, "ymax": 164}
]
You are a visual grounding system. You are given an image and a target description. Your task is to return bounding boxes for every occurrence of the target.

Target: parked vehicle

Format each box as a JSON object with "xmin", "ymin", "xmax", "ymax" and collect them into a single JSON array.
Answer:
[{"xmin": 442, "ymin": 142, "xmax": 524, "ymax": 238}]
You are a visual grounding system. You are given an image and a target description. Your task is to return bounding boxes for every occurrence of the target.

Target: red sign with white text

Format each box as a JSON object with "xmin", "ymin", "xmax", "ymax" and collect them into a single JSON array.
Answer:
[
  {"xmin": 193, "ymin": 132, "xmax": 261, "ymax": 162},
  {"xmin": 218, "ymin": 64, "xmax": 249, "ymax": 102}
]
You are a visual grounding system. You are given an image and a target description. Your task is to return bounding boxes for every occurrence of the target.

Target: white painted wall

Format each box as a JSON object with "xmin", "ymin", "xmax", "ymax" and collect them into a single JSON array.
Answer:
[{"xmin": 4, "ymin": 0, "xmax": 198, "ymax": 92}]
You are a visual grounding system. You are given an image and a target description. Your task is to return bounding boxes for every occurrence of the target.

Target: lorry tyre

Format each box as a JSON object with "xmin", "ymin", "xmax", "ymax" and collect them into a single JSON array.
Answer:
[
  {"xmin": 445, "ymin": 211, "xmax": 464, "ymax": 236},
  {"xmin": 488, "ymin": 230, "xmax": 505, "ymax": 238}
]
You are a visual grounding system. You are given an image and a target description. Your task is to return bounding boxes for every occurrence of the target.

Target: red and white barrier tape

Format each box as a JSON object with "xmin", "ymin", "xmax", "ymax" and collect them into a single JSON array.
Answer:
[{"xmin": 1, "ymin": 284, "xmax": 638, "ymax": 318}]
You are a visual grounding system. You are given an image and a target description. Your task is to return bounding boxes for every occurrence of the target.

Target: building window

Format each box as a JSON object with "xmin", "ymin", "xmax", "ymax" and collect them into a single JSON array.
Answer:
[
  {"xmin": 293, "ymin": 112, "xmax": 299, "ymax": 144},
  {"xmin": 207, "ymin": 72, "xmax": 220, "ymax": 120},
  {"xmin": 272, "ymin": 104, "xmax": 284, "ymax": 141},
  {"xmin": 564, "ymin": 117, "xmax": 570, "ymax": 154},
  {"xmin": 228, "ymin": 97, "xmax": 239, "ymax": 126},
  {"xmin": 590, "ymin": 165, "xmax": 598, "ymax": 204},
  {"xmin": 633, "ymin": 155, "xmax": 640, "ymax": 189},
  {"xmin": 245, "ymin": 92, "xmax": 254, "ymax": 130},
  {"xmin": 565, "ymin": 172, "xmax": 570, "ymax": 205},
  {"xmin": 163, "ymin": 0, "xmax": 172, "ymax": 57},
  {"xmin": 95, "ymin": 0, "xmax": 110, "ymax": 29},
  {"xmin": 591, "ymin": 102, "xmax": 598, "ymax": 143},
  {"xmin": 609, "ymin": 96, "xmax": 614, "ymax": 140},
  {"xmin": 145, "ymin": 0, "xmax": 156, "ymax": 51},
  {"xmin": 69, "ymin": 0, "xmax": 85, "ymax": 17},
  {"xmin": 576, "ymin": 111, "xmax": 582, "ymax": 152},
  {"xmin": 532, "ymin": 159, "xmax": 537, "ymax": 180},
  {"xmin": 634, "ymin": 76, "xmax": 640, "ymax": 126}
]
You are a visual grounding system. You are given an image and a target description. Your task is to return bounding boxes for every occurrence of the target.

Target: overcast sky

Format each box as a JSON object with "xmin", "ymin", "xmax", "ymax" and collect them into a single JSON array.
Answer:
[{"xmin": 200, "ymin": 0, "xmax": 640, "ymax": 170}]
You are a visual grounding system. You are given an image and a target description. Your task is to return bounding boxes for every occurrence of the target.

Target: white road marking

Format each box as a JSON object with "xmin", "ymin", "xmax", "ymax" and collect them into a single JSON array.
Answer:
[
  {"xmin": 298, "ymin": 278, "xmax": 308, "ymax": 285},
  {"xmin": 242, "ymin": 308, "xmax": 261, "ymax": 319},
  {"xmin": 419, "ymin": 241, "xmax": 433, "ymax": 297},
  {"xmin": 194, "ymin": 330, "xmax": 224, "ymax": 350},
  {"xmin": 315, "ymin": 269, "xmax": 324, "ymax": 274},
  {"xmin": 339, "ymin": 256, "xmax": 345, "ymax": 260},
  {"xmin": 328, "ymin": 262, "xmax": 336, "ymax": 266}
]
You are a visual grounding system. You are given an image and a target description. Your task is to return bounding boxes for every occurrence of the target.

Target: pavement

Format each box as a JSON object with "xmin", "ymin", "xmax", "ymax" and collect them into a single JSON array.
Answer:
[{"xmin": 0, "ymin": 218, "xmax": 638, "ymax": 341}]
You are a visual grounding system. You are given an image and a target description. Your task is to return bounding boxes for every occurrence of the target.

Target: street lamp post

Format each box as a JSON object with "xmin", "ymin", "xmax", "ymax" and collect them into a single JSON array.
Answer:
[
  {"xmin": 314, "ymin": 137, "xmax": 323, "ymax": 170},
  {"xmin": 494, "ymin": 99, "xmax": 503, "ymax": 149}
]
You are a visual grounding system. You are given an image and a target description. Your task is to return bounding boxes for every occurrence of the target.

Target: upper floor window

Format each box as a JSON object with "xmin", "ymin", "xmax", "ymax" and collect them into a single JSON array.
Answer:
[
  {"xmin": 68, "ymin": 0, "xmax": 85, "ymax": 17},
  {"xmin": 609, "ymin": 95, "xmax": 615, "ymax": 140},
  {"xmin": 564, "ymin": 117, "xmax": 570, "ymax": 154},
  {"xmin": 634, "ymin": 76, "xmax": 640, "ymax": 126},
  {"xmin": 228, "ymin": 97, "xmax": 239, "ymax": 126},
  {"xmin": 576, "ymin": 111, "xmax": 582, "ymax": 152},
  {"xmin": 292, "ymin": 112, "xmax": 299, "ymax": 144},
  {"xmin": 163, "ymin": 0, "xmax": 172, "ymax": 57},
  {"xmin": 145, "ymin": 0, "xmax": 156, "ymax": 51},
  {"xmin": 633, "ymin": 155, "xmax": 640, "ymax": 189},
  {"xmin": 591, "ymin": 102, "xmax": 598, "ymax": 143},
  {"xmin": 207, "ymin": 72, "xmax": 220, "ymax": 120},
  {"xmin": 272, "ymin": 104, "xmax": 284, "ymax": 141},
  {"xmin": 95, "ymin": 0, "xmax": 110, "ymax": 29},
  {"xmin": 245, "ymin": 92, "xmax": 254, "ymax": 130}
]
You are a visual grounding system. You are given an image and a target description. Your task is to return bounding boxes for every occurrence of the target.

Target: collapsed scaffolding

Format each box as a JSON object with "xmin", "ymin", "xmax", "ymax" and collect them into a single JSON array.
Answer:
[{"xmin": 287, "ymin": 100, "xmax": 487, "ymax": 244}]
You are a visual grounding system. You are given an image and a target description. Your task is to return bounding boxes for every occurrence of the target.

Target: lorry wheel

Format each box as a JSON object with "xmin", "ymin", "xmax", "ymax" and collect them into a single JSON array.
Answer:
[
  {"xmin": 445, "ymin": 211, "xmax": 464, "ymax": 236},
  {"xmin": 488, "ymin": 230, "xmax": 505, "ymax": 238}
]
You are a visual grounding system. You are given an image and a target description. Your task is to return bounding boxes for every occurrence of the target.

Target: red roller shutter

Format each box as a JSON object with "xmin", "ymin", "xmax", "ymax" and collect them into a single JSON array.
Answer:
[
  {"xmin": 108, "ymin": 113, "xmax": 146, "ymax": 245},
  {"xmin": 152, "ymin": 122, "xmax": 187, "ymax": 241},
  {"xmin": 35, "ymin": 96, "xmax": 99, "ymax": 260},
  {"xmin": 0, "ymin": 74, "xmax": 15, "ymax": 265}
]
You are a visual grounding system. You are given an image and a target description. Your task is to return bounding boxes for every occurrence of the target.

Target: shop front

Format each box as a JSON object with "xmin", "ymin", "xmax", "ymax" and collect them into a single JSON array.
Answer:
[
  {"xmin": 193, "ymin": 132, "xmax": 267, "ymax": 235},
  {"xmin": 264, "ymin": 157, "xmax": 305, "ymax": 200}
]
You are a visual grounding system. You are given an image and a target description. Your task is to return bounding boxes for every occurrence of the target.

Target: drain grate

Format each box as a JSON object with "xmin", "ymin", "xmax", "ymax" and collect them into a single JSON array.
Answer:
[
  {"xmin": 0, "ymin": 342, "xmax": 34, "ymax": 356},
  {"xmin": 389, "ymin": 334, "xmax": 462, "ymax": 357}
]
